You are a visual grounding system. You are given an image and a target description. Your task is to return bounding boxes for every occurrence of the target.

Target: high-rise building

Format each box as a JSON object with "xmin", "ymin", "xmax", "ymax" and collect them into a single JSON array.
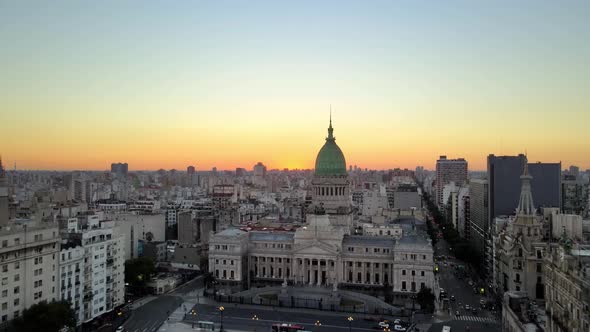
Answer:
[
  {"xmin": 435, "ymin": 156, "xmax": 468, "ymax": 207},
  {"xmin": 253, "ymin": 162, "xmax": 267, "ymax": 179},
  {"xmin": 61, "ymin": 217, "xmax": 125, "ymax": 324},
  {"xmin": 469, "ymin": 179, "xmax": 488, "ymax": 260},
  {"xmin": 487, "ymin": 154, "xmax": 527, "ymax": 221},
  {"xmin": 0, "ymin": 158, "xmax": 8, "ymax": 227},
  {"xmin": 488, "ymin": 155, "xmax": 560, "ymax": 220},
  {"xmin": 110, "ymin": 163, "xmax": 128, "ymax": 178},
  {"xmin": 0, "ymin": 223, "xmax": 60, "ymax": 323}
]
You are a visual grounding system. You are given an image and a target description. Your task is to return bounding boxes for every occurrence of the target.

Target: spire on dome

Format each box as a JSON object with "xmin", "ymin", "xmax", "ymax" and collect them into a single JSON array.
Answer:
[
  {"xmin": 327, "ymin": 107, "xmax": 334, "ymax": 141},
  {"xmin": 516, "ymin": 158, "xmax": 535, "ymax": 215}
]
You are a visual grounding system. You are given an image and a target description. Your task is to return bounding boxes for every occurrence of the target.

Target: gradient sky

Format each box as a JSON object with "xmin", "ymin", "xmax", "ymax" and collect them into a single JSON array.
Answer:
[{"xmin": 1, "ymin": 1, "xmax": 589, "ymax": 171}]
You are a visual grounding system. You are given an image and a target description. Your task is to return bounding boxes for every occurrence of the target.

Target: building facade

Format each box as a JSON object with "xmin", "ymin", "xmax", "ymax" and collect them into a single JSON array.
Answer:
[
  {"xmin": 435, "ymin": 156, "xmax": 468, "ymax": 207},
  {"xmin": 0, "ymin": 223, "xmax": 60, "ymax": 324},
  {"xmin": 544, "ymin": 241, "xmax": 590, "ymax": 332}
]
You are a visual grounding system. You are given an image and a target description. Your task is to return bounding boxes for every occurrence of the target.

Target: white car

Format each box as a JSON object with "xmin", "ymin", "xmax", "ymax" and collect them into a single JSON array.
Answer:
[
  {"xmin": 393, "ymin": 324, "xmax": 407, "ymax": 331},
  {"xmin": 465, "ymin": 305, "xmax": 471, "ymax": 310},
  {"xmin": 116, "ymin": 327, "xmax": 125, "ymax": 332},
  {"xmin": 378, "ymin": 322, "xmax": 390, "ymax": 328}
]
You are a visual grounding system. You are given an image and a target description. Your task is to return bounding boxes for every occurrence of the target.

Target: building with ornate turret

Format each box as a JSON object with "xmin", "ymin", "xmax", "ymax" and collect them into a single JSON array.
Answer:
[
  {"xmin": 493, "ymin": 162, "xmax": 549, "ymax": 300},
  {"xmin": 208, "ymin": 118, "xmax": 435, "ymax": 304}
]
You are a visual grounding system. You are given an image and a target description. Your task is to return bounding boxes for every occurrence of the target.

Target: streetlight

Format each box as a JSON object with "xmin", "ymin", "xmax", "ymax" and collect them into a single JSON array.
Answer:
[
  {"xmin": 219, "ymin": 306, "xmax": 225, "ymax": 332},
  {"xmin": 347, "ymin": 316, "xmax": 353, "ymax": 332}
]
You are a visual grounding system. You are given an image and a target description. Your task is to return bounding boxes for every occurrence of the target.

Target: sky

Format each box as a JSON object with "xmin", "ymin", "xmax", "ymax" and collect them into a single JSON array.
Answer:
[{"xmin": 1, "ymin": 1, "xmax": 589, "ymax": 171}]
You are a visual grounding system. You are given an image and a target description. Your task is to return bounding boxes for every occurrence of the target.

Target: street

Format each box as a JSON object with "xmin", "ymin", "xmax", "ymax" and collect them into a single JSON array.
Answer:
[
  {"xmin": 184, "ymin": 303, "xmax": 406, "ymax": 331},
  {"xmin": 119, "ymin": 276, "xmax": 205, "ymax": 332}
]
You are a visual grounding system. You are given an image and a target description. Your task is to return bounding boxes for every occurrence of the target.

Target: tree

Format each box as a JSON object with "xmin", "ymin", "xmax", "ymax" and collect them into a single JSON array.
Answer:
[
  {"xmin": 416, "ymin": 287, "xmax": 435, "ymax": 313},
  {"xmin": 12, "ymin": 300, "xmax": 76, "ymax": 332},
  {"xmin": 125, "ymin": 257, "xmax": 156, "ymax": 288},
  {"xmin": 383, "ymin": 281, "xmax": 394, "ymax": 303}
]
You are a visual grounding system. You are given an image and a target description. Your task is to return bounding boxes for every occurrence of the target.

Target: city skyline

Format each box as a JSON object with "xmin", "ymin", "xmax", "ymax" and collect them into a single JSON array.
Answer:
[{"xmin": 1, "ymin": 1, "xmax": 589, "ymax": 171}]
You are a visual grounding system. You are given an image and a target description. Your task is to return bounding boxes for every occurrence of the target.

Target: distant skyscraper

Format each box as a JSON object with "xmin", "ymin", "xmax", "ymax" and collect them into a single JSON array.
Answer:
[
  {"xmin": 435, "ymin": 156, "xmax": 468, "ymax": 206},
  {"xmin": 253, "ymin": 162, "xmax": 267, "ymax": 178},
  {"xmin": 187, "ymin": 165, "xmax": 196, "ymax": 186},
  {"xmin": 110, "ymin": 162, "xmax": 128, "ymax": 177},
  {"xmin": 0, "ymin": 157, "xmax": 8, "ymax": 226},
  {"xmin": 235, "ymin": 167, "xmax": 247, "ymax": 177}
]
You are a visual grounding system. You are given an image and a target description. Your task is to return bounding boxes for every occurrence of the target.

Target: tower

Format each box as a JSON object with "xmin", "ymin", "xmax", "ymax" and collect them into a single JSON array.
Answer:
[{"xmin": 311, "ymin": 115, "xmax": 350, "ymax": 214}]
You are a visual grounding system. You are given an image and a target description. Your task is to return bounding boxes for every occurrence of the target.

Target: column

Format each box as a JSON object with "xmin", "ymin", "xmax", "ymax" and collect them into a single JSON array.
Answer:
[{"xmin": 317, "ymin": 259, "xmax": 323, "ymax": 286}]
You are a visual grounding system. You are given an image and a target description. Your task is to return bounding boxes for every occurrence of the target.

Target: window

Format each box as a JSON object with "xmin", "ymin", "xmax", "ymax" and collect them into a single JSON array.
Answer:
[
  {"xmin": 1, "ymin": 265, "xmax": 6, "ymax": 273},
  {"xmin": 536, "ymin": 263, "xmax": 542, "ymax": 273},
  {"xmin": 402, "ymin": 270, "xmax": 406, "ymax": 276},
  {"xmin": 14, "ymin": 287, "xmax": 19, "ymax": 294},
  {"xmin": 14, "ymin": 274, "xmax": 19, "ymax": 282},
  {"xmin": 1, "ymin": 278, "xmax": 7, "ymax": 286},
  {"xmin": 1, "ymin": 240, "xmax": 7, "ymax": 248},
  {"xmin": 1, "ymin": 290, "xmax": 6, "ymax": 298},
  {"xmin": 14, "ymin": 262, "xmax": 19, "ymax": 269},
  {"xmin": 402, "ymin": 281, "xmax": 407, "ymax": 290},
  {"xmin": 412, "ymin": 270, "xmax": 416, "ymax": 276},
  {"xmin": 1, "ymin": 303, "xmax": 6, "ymax": 310},
  {"xmin": 14, "ymin": 238, "xmax": 19, "ymax": 245},
  {"xmin": 13, "ymin": 299, "xmax": 19, "ymax": 306},
  {"xmin": 422, "ymin": 255, "xmax": 426, "ymax": 260},
  {"xmin": 421, "ymin": 271, "xmax": 425, "ymax": 277}
]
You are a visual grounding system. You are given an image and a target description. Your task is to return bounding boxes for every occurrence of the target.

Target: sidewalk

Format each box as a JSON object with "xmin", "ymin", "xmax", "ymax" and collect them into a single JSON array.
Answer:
[{"xmin": 159, "ymin": 321, "xmax": 247, "ymax": 332}]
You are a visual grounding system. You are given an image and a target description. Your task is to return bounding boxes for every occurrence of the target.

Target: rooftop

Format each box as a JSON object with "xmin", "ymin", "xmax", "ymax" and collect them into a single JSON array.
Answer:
[
  {"xmin": 343, "ymin": 235, "xmax": 395, "ymax": 247},
  {"xmin": 250, "ymin": 231, "xmax": 295, "ymax": 242}
]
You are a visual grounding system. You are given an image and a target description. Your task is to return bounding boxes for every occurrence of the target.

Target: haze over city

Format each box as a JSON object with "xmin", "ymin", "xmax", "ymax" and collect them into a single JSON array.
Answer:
[{"xmin": 1, "ymin": 1, "xmax": 589, "ymax": 171}]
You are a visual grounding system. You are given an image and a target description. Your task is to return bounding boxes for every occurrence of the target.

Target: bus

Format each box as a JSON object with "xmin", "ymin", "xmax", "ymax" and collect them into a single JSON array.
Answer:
[
  {"xmin": 271, "ymin": 323, "xmax": 306, "ymax": 332},
  {"xmin": 442, "ymin": 326, "xmax": 451, "ymax": 332}
]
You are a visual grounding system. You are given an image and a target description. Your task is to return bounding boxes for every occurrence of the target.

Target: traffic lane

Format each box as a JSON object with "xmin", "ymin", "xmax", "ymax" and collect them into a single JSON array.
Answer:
[
  {"xmin": 124, "ymin": 295, "xmax": 183, "ymax": 332},
  {"xmin": 437, "ymin": 263, "xmax": 496, "ymax": 320},
  {"xmin": 187, "ymin": 304, "xmax": 402, "ymax": 331}
]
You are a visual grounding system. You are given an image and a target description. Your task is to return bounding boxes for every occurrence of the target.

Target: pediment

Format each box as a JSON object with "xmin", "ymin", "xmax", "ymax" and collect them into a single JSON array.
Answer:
[{"xmin": 293, "ymin": 240, "xmax": 339, "ymax": 256}]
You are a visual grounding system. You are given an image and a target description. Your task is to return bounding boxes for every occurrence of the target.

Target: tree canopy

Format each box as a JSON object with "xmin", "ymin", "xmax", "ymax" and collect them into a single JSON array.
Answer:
[
  {"xmin": 125, "ymin": 257, "xmax": 156, "ymax": 287},
  {"xmin": 12, "ymin": 300, "xmax": 76, "ymax": 332},
  {"xmin": 416, "ymin": 287, "xmax": 436, "ymax": 313}
]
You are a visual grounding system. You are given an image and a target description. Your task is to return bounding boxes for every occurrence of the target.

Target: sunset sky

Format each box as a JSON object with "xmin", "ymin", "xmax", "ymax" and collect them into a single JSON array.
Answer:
[{"xmin": 1, "ymin": 1, "xmax": 589, "ymax": 171}]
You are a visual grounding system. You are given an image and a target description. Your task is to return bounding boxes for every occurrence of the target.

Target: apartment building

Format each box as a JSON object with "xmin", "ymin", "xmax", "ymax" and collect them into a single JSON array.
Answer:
[{"xmin": 0, "ymin": 223, "xmax": 60, "ymax": 323}]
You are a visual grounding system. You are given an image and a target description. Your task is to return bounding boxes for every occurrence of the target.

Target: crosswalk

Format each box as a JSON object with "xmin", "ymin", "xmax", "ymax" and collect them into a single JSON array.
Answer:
[{"xmin": 454, "ymin": 315, "xmax": 498, "ymax": 323}]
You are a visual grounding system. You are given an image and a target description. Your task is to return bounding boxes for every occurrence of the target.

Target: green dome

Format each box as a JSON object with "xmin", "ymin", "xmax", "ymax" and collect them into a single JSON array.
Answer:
[{"xmin": 315, "ymin": 120, "xmax": 347, "ymax": 176}]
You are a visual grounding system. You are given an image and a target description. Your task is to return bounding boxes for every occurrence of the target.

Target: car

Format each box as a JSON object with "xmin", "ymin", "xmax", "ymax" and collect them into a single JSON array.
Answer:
[
  {"xmin": 393, "ymin": 324, "xmax": 407, "ymax": 331},
  {"xmin": 455, "ymin": 310, "xmax": 460, "ymax": 317},
  {"xmin": 116, "ymin": 327, "xmax": 125, "ymax": 332},
  {"xmin": 480, "ymin": 299, "xmax": 485, "ymax": 305},
  {"xmin": 450, "ymin": 295, "xmax": 456, "ymax": 301},
  {"xmin": 374, "ymin": 322, "xmax": 389, "ymax": 330},
  {"xmin": 472, "ymin": 308, "xmax": 478, "ymax": 315},
  {"xmin": 465, "ymin": 305, "xmax": 470, "ymax": 310}
]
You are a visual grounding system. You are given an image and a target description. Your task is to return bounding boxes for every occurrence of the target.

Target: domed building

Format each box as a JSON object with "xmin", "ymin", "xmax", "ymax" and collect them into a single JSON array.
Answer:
[{"xmin": 311, "ymin": 117, "xmax": 351, "ymax": 215}]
